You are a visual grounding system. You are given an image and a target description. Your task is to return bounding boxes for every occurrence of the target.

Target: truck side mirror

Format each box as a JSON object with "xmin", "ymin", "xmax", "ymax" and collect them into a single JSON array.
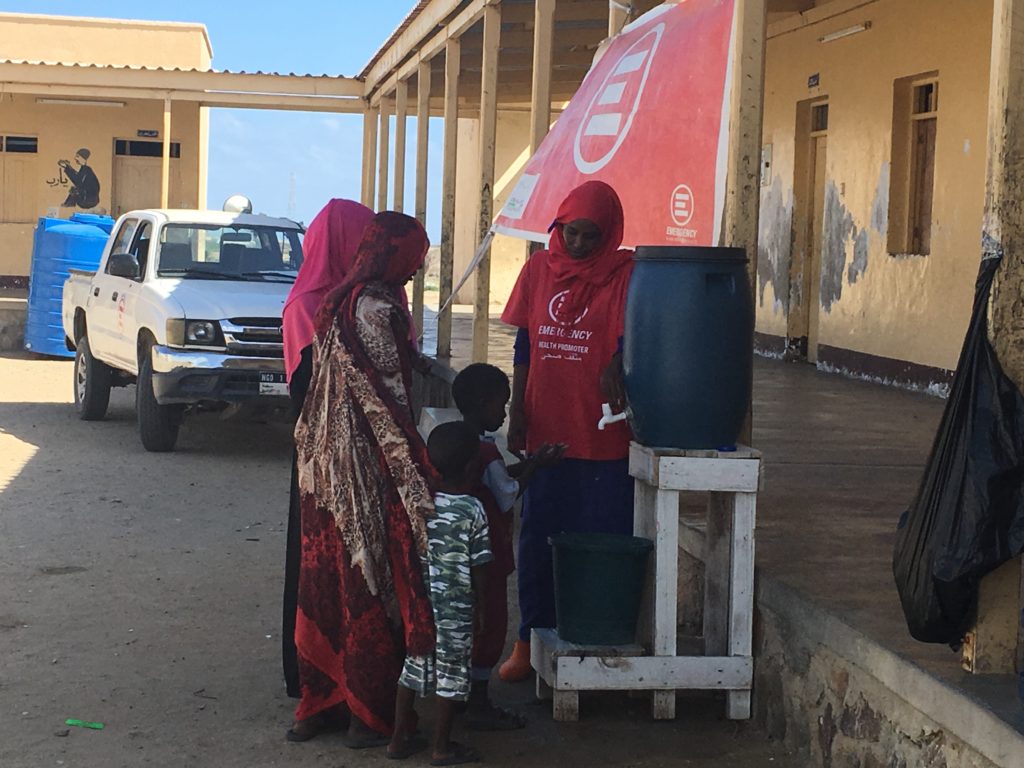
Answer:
[{"xmin": 108, "ymin": 252, "xmax": 141, "ymax": 280}]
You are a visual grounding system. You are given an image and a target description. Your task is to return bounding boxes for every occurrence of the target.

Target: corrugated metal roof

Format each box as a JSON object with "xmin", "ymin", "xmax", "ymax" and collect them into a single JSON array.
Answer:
[
  {"xmin": 358, "ymin": 0, "xmax": 435, "ymax": 80},
  {"xmin": 0, "ymin": 58, "xmax": 355, "ymax": 81}
]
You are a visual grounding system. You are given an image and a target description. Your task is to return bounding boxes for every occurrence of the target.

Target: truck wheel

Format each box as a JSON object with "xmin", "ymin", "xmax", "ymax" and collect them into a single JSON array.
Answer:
[
  {"xmin": 137, "ymin": 351, "xmax": 182, "ymax": 452},
  {"xmin": 74, "ymin": 336, "xmax": 112, "ymax": 421}
]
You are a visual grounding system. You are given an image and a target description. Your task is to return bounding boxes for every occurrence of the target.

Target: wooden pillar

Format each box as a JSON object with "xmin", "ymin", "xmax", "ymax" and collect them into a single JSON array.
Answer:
[
  {"xmin": 472, "ymin": 4, "xmax": 501, "ymax": 363},
  {"xmin": 530, "ymin": 0, "xmax": 555, "ymax": 154},
  {"xmin": 394, "ymin": 81, "xmax": 409, "ymax": 213},
  {"xmin": 360, "ymin": 107, "xmax": 371, "ymax": 206},
  {"xmin": 413, "ymin": 61, "xmax": 432, "ymax": 336},
  {"xmin": 962, "ymin": 557, "xmax": 1023, "ymax": 673},
  {"xmin": 377, "ymin": 97, "xmax": 392, "ymax": 212},
  {"xmin": 160, "ymin": 98, "xmax": 172, "ymax": 208},
  {"xmin": 609, "ymin": 0, "xmax": 630, "ymax": 37},
  {"xmin": 987, "ymin": 0, "xmax": 1024, "ymax": 385},
  {"xmin": 438, "ymin": 38, "xmax": 461, "ymax": 360},
  {"xmin": 362, "ymin": 105, "xmax": 379, "ymax": 208},
  {"xmin": 966, "ymin": 0, "xmax": 1024, "ymax": 676},
  {"xmin": 721, "ymin": 0, "xmax": 767, "ymax": 444}
]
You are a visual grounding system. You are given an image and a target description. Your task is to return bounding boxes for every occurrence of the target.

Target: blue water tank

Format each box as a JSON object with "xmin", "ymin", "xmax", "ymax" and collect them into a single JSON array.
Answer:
[
  {"xmin": 69, "ymin": 212, "xmax": 116, "ymax": 234},
  {"xmin": 623, "ymin": 246, "xmax": 753, "ymax": 450},
  {"xmin": 25, "ymin": 215, "xmax": 113, "ymax": 357}
]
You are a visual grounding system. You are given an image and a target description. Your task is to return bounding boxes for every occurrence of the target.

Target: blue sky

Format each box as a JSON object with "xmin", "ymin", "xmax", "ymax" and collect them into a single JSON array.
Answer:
[{"xmin": 5, "ymin": 0, "xmax": 444, "ymax": 237}]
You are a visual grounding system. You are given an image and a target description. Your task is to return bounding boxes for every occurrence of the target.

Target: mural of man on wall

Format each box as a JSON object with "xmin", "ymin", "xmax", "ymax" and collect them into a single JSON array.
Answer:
[{"xmin": 58, "ymin": 149, "xmax": 100, "ymax": 209}]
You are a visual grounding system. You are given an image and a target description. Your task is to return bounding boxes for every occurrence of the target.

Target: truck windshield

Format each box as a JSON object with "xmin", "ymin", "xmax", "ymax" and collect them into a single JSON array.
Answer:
[{"xmin": 156, "ymin": 224, "xmax": 304, "ymax": 282}]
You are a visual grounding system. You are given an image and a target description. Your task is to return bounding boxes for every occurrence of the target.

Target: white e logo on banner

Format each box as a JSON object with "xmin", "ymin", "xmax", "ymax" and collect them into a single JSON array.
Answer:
[
  {"xmin": 573, "ymin": 23, "xmax": 665, "ymax": 175},
  {"xmin": 670, "ymin": 184, "xmax": 695, "ymax": 227}
]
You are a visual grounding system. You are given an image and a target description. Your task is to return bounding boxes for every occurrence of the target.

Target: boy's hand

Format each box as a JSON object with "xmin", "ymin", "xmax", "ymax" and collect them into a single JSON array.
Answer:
[
  {"xmin": 411, "ymin": 352, "xmax": 434, "ymax": 375},
  {"xmin": 531, "ymin": 443, "xmax": 567, "ymax": 467},
  {"xmin": 474, "ymin": 609, "xmax": 487, "ymax": 638},
  {"xmin": 471, "ymin": 565, "xmax": 487, "ymax": 636}
]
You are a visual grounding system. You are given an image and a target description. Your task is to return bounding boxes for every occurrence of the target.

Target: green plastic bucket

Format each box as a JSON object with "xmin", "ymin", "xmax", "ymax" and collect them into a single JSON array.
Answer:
[{"xmin": 551, "ymin": 532, "xmax": 654, "ymax": 645}]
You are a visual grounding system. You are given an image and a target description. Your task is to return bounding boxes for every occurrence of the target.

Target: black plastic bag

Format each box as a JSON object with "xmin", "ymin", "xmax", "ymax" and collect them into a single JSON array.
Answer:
[{"xmin": 893, "ymin": 256, "xmax": 1024, "ymax": 645}]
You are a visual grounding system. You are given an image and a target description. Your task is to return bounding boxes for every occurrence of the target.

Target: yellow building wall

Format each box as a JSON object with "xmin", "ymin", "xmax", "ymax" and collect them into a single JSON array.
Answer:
[
  {"xmin": 0, "ymin": 95, "xmax": 203, "ymax": 275},
  {"xmin": 0, "ymin": 12, "xmax": 212, "ymax": 69},
  {"xmin": 454, "ymin": 116, "xmax": 480, "ymax": 303},
  {"xmin": 757, "ymin": 0, "xmax": 991, "ymax": 371},
  {"xmin": 0, "ymin": 13, "xmax": 211, "ymax": 277},
  {"xmin": 453, "ymin": 110, "xmax": 533, "ymax": 307}
]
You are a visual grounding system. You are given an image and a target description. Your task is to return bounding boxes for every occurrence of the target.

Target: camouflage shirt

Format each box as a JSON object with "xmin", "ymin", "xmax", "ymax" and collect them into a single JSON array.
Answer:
[
  {"xmin": 425, "ymin": 493, "xmax": 493, "ymax": 617},
  {"xmin": 398, "ymin": 493, "xmax": 493, "ymax": 699}
]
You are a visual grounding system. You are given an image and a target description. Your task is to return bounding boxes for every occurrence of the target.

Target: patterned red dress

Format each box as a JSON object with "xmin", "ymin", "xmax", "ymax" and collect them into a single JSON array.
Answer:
[{"xmin": 293, "ymin": 213, "xmax": 436, "ymax": 735}]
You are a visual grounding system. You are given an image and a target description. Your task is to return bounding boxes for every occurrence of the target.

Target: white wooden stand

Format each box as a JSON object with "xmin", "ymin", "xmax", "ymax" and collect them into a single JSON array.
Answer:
[{"xmin": 531, "ymin": 442, "xmax": 760, "ymax": 722}]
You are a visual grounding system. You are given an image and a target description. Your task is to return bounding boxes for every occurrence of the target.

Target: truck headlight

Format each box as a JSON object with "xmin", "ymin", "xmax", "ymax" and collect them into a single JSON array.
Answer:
[
  {"xmin": 166, "ymin": 319, "xmax": 224, "ymax": 347},
  {"xmin": 186, "ymin": 321, "xmax": 219, "ymax": 344}
]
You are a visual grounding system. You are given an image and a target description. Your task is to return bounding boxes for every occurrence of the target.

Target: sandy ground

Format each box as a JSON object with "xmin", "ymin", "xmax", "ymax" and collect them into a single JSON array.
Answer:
[{"xmin": 0, "ymin": 353, "xmax": 795, "ymax": 767}]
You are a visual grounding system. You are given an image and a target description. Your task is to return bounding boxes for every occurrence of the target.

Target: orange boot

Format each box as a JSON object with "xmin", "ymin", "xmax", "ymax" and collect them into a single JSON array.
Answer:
[{"xmin": 498, "ymin": 639, "xmax": 532, "ymax": 683}]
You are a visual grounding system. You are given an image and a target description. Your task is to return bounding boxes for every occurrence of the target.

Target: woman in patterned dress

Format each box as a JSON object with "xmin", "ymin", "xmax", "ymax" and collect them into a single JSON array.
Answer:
[
  {"xmin": 282, "ymin": 198, "xmax": 375, "ymax": 702},
  {"xmin": 289, "ymin": 212, "xmax": 436, "ymax": 746}
]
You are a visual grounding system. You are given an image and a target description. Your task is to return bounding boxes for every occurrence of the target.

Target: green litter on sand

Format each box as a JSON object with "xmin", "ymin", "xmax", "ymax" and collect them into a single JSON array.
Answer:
[{"xmin": 65, "ymin": 719, "xmax": 104, "ymax": 730}]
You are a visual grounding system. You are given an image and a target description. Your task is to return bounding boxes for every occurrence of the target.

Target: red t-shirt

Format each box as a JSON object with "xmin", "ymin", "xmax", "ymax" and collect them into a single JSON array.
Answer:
[{"xmin": 502, "ymin": 251, "xmax": 633, "ymax": 461}]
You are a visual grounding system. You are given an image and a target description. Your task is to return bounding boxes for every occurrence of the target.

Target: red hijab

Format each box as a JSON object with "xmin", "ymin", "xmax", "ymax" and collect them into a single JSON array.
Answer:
[
  {"xmin": 315, "ymin": 210, "xmax": 435, "ymax": 492},
  {"xmin": 546, "ymin": 181, "xmax": 633, "ymax": 322},
  {"xmin": 316, "ymin": 211, "xmax": 430, "ymax": 336},
  {"xmin": 283, "ymin": 199, "xmax": 374, "ymax": 380}
]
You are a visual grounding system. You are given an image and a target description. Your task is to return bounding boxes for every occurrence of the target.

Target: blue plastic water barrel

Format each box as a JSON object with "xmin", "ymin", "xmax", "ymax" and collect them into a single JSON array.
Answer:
[
  {"xmin": 69, "ymin": 212, "xmax": 115, "ymax": 234},
  {"xmin": 25, "ymin": 216, "xmax": 113, "ymax": 357},
  {"xmin": 623, "ymin": 246, "xmax": 753, "ymax": 449}
]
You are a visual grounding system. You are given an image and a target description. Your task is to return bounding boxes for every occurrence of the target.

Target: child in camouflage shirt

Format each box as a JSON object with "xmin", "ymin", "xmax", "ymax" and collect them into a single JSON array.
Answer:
[{"xmin": 390, "ymin": 421, "xmax": 492, "ymax": 766}]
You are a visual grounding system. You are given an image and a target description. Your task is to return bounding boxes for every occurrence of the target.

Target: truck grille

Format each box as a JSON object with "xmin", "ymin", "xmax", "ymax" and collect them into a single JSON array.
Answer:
[{"xmin": 222, "ymin": 318, "xmax": 283, "ymax": 358}]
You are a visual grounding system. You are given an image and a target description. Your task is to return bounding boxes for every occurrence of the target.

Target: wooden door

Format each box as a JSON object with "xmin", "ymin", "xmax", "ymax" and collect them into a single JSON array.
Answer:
[
  {"xmin": 2, "ymin": 153, "xmax": 39, "ymax": 222},
  {"xmin": 788, "ymin": 100, "xmax": 828, "ymax": 361},
  {"xmin": 910, "ymin": 118, "xmax": 936, "ymax": 255},
  {"xmin": 112, "ymin": 156, "xmax": 161, "ymax": 217},
  {"xmin": 112, "ymin": 156, "xmax": 181, "ymax": 216},
  {"xmin": 806, "ymin": 135, "xmax": 828, "ymax": 364}
]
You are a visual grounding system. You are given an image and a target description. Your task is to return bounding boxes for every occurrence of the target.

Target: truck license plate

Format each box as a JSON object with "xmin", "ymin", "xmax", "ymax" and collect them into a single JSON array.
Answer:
[{"xmin": 259, "ymin": 371, "xmax": 288, "ymax": 396}]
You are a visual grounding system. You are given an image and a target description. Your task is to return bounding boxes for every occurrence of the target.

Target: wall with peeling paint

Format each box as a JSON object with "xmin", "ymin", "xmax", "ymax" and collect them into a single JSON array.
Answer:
[
  {"xmin": 757, "ymin": 0, "xmax": 992, "ymax": 371},
  {"xmin": 758, "ymin": 174, "xmax": 793, "ymax": 319}
]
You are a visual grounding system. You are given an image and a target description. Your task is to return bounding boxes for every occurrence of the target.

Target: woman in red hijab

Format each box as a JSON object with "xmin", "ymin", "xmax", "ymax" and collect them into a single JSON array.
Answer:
[
  {"xmin": 282, "ymin": 199, "xmax": 374, "ymax": 701},
  {"xmin": 498, "ymin": 181, "xmax": 635, "ymax": 681},
  {"xmin": 288, "ymin": 212, "xmax": 437, "ymax": 746},
  {"xmin": 283, "ymin": 199, "xmax": 375, "ymax": 386}
]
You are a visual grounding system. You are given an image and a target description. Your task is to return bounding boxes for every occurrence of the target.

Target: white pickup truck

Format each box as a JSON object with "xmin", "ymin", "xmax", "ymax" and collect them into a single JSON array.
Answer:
[{"xmin": 62, "ymin": 208, "xmax": 304, "ymax": 452}]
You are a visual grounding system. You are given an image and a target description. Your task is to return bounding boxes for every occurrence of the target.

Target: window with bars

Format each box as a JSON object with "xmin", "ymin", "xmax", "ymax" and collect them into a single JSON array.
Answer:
[
  {"xmin": 811, "ymin": 103, "xmax": 829, "ymax": 133},
  {"xmin": 115, "ymin": 139, "xmax": 181, "ymax": 158},
  {"xmin": 0, "ymin": 136, "xmax": 39, "ymax": 153}
]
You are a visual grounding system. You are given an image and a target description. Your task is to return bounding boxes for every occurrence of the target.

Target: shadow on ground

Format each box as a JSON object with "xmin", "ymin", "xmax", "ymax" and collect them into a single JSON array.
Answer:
[{"xmin": 0, "ymin": 352, "xmax": 793, "ymax": 767}]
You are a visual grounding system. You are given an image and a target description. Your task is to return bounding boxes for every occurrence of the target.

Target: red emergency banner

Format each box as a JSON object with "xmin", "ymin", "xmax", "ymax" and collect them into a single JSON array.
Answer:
[{"xmin": 493, "ymin": 0, "xmax": 736, "ymax": 248}]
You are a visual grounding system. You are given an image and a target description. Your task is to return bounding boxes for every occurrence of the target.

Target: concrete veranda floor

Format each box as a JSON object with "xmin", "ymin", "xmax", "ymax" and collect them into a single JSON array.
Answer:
[{"xmin": 424, "ymin": 303, "xmax": 1023, "ymax": 741}]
